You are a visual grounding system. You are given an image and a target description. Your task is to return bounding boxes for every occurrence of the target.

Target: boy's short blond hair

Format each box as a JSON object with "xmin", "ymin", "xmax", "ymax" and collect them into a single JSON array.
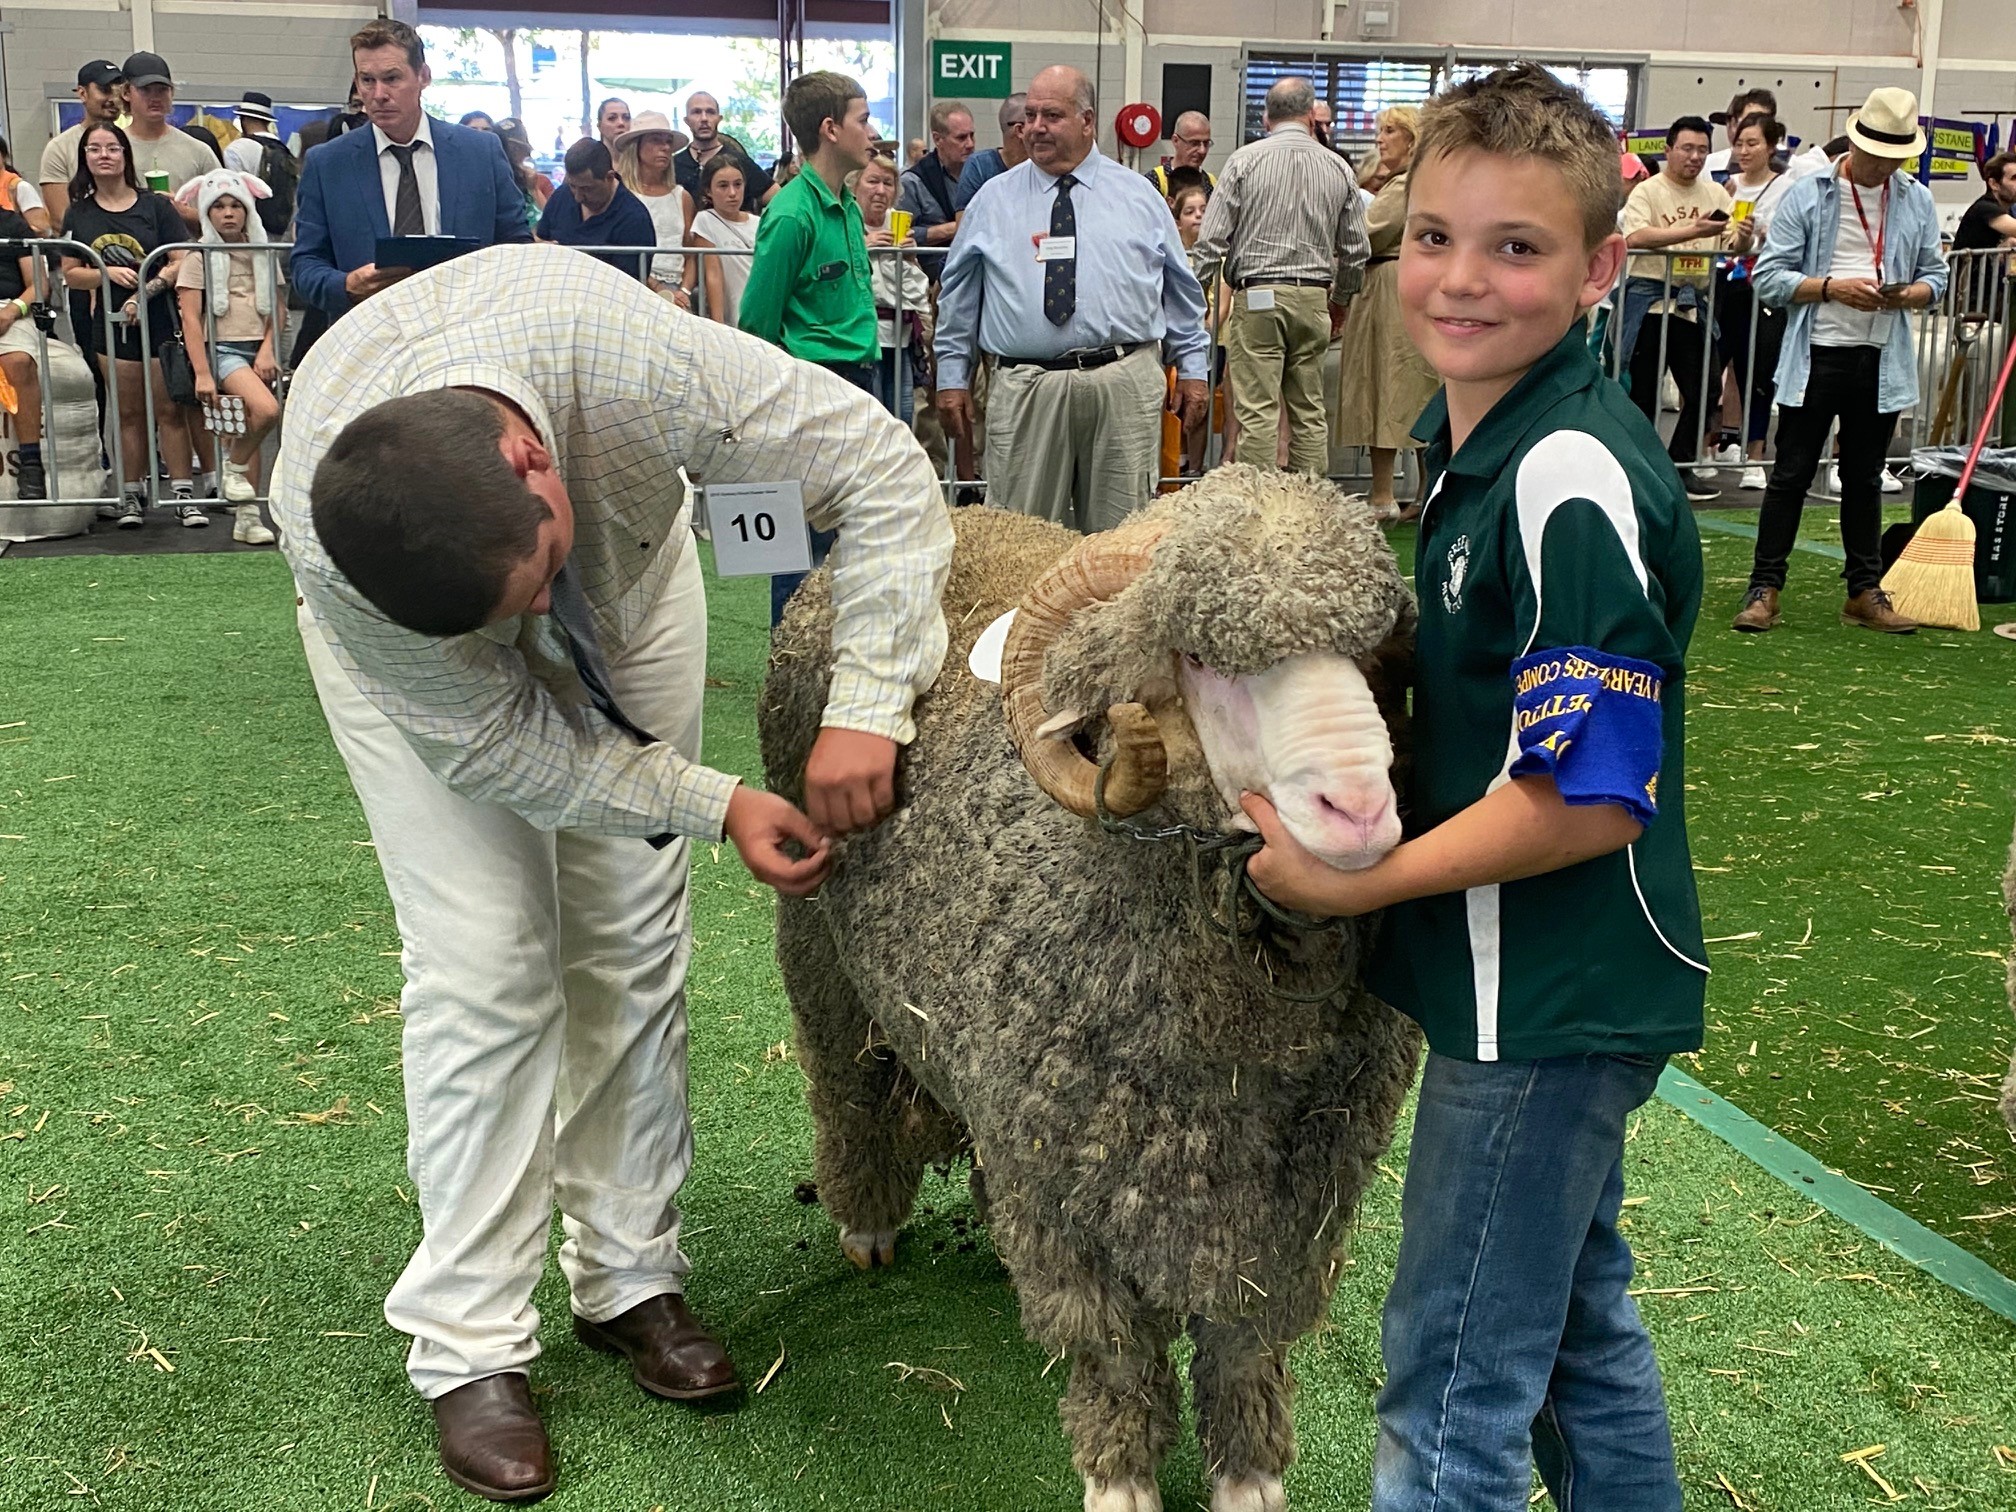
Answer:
[{"xmin": 1411, "ymin": 63, "xmax": 1621, "ymax": 249}]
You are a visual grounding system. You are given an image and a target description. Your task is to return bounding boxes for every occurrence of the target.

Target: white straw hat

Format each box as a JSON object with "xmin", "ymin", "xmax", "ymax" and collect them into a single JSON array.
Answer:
[
  {"xmin": 614, "ymin": 110, "xmax": 690, "ymax": 154},
  {"xmin": 1845, "ymin": 87, "xmax": 1926, "ymax": 160}
]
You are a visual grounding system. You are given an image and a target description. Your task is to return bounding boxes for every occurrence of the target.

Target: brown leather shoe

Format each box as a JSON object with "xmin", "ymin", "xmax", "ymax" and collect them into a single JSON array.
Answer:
[
  {"xmin": 574, "ymin": 1293, "xmax": 741, "ymax": 1401},
  {"xmin": 1841, "ymin": 587, "xmax": 1917, "ymax": 633},
  {"xmin": 1731, "ymin": 585, "xmax": 1780, "ymax": 632},
  {"xmin": 432, "ymin": 1373, "xmax": 554, "ymax": 1503}
]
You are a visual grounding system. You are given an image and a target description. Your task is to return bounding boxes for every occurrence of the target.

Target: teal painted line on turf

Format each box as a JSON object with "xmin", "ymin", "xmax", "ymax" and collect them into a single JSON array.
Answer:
[
  {"xmin": 1656, "ymin": 1066, "xmax": 2016, "ymax": 1325},
  {"xmin": 1695, "ymin": 514, "xmax": 1848, "ymax": 561}
]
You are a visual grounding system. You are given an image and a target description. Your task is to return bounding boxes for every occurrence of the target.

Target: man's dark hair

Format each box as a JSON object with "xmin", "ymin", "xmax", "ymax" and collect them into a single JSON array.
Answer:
[
  {"xmin": 783, "ymin": 70, "xmax": 864, "ymax": 152},
  {"xmin": 310, "ymin": 390, "xmax": 548, "ymax": 637},
  {"xmin": 564, "ymin": 137, "xmax": 613, "ymax": 179},
  {"xmin": 1667, "ymin": 115, "xmax": 1712, "ymax": 147},
  {"xmin": 350, "ymin": 19, "xmax": 425, "ymax": 71},
  {"xmin": 1729, "ymin": 87, "xmax": 1776, "ymax": 120},
  {"xmin": 1163, "ymin": 164, "xmax": 1209, "ymax": 199},
  {"xmin": 1983, "ymin": 151, "xmax": 2016, "ymax": 187}
]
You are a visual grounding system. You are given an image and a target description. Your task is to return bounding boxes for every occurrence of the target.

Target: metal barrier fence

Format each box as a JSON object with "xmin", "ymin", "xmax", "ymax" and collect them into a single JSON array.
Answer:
[
  {"xmin": 11, "ymin": 236, "xmax": 2009, "ymax": 518},
  {"xmin": 0, "ymin": 238, "xmax": 127, "ymax": 512}
]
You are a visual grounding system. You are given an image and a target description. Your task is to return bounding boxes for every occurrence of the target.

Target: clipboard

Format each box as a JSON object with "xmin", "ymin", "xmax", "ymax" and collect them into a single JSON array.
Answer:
[{"xmin": 374, "ymin": 236, "xmax": 482, "ymax": 272}]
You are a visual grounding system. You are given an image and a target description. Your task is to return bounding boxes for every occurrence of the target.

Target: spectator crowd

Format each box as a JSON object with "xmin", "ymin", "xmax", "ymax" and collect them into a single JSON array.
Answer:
[{"xmin": 6, "ymin": 21, "xmax": 2010, "ymax": 643}]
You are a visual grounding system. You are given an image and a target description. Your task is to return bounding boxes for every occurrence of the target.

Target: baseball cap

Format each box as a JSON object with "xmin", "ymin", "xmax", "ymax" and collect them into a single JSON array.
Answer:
[
  {"xmin": 76, "ymin": 59, "xmax": 123, "ymax": 90},
  {"xmin": 121, "ymin": 52, "xmax": 173, "ymax": 89}
]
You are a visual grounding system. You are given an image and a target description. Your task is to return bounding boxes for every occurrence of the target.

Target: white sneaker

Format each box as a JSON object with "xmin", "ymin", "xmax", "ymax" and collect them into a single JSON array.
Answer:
[
  {"xmin": 231, "ymin": 504, "xmax": 274, "ymax": 544},
  {"xmin": 1690, "ymin": 463, "xmax": 1719, "ymax": 481},
  {"xmin": 220, "ymin": 461, "xmax": 256, "ymax": 503},
  {"xmin": 1880, "ymin": 469, "xmax": 1903, "ymax": 494},
  {"xmin": 1713, "ymin": 442, "xmax": 1744, "ymax": 466},
  {"xmin": 1828, "ymin": 465, "xmax": 1842, "ymax": 495},
  {"xmin": 1740, "ymin": 465, "xmax": 1768, "ymax": 491}
]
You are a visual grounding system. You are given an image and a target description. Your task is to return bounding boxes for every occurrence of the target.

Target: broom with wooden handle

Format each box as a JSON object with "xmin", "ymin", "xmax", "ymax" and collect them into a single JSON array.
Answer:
[{"xmin": 1881, "ymin": 329, "xmax": 2016, "ymax": 632}]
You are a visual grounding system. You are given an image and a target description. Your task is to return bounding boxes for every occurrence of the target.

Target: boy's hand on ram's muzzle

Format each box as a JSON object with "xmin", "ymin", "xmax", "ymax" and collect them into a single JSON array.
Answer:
[
  {"xmin": 1240, "ymin": 792, "xmax": 1385, "ymax": 920},
  {"xmin": 725, "ymin": 786, "xmax": 832, "ymax": 898}
]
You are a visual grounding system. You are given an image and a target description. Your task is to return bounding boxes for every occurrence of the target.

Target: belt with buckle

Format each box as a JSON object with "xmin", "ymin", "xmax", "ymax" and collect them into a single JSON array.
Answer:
[
  {"xmin": 997, "ymin": 342, "xmax": 1146, "ymax": 372},
  {"xmin": 1231, "ymin": 276, "xmax": 1333, "ymax": 290}
]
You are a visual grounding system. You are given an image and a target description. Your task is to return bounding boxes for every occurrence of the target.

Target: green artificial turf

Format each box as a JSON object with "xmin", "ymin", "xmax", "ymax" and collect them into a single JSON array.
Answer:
[{"xmin": 1, "ymin": 548, "xmax": 2014, "ymax": 1511}]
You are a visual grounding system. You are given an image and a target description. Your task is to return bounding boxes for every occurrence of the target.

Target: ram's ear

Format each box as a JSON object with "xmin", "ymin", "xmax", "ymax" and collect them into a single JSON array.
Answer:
[{"xmin": 1039, "ymin": 580, "xmax": 1169, "ymax": 725}]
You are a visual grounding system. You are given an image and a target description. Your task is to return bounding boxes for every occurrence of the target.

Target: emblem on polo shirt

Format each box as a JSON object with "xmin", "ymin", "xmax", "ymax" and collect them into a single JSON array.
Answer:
[{"xmin": 1442, "ymin": 534, "xmax": 1470, "ymax": 614}]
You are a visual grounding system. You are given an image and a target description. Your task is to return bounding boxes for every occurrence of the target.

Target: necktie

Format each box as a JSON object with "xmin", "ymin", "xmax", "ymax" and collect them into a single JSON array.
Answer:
[
  {"xmin": 1044, "ymin": 172, "xmax": 1077, "ymax": 326},
  {"xmin": 387, "ymin": 142, "xmax": 424, "ymax": 237},
  {"xmin": 547, "ymin": 563, "xmax": 674, "ymax": 850}
]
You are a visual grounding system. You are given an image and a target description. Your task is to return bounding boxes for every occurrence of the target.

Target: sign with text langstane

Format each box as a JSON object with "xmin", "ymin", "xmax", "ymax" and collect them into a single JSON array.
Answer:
[{"xmin": 932, "ymin": 41, "xmax": 1013, "ymax": 99}]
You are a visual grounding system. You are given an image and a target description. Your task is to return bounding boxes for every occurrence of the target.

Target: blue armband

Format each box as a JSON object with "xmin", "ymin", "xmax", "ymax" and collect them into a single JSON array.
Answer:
[{"xmin": 1506, "ymin": 646, "xmax": 1665, "ymax": 827}]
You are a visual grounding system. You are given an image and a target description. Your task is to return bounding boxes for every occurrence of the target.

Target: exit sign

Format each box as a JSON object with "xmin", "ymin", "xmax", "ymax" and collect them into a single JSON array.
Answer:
[{"xmin": 932, "ymin": 40, "xmax": 1012, "ymax": 98}]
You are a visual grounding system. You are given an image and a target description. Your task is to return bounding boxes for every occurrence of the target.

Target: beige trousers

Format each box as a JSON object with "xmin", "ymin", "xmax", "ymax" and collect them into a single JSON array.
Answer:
[
  {"xmin": 984, "ymin": 343, "xmax": 1165, "ymax": 533},
  {"xmin": 299, "ymin": 546, "xmax": 708, "ymax": 1400},
  {"xmin": 1225, "ymin": 285, "xmax": 1332, "ymax": 476}
]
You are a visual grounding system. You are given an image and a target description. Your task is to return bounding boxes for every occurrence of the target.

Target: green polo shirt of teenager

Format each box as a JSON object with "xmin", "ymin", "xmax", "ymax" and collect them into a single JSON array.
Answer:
[
  {"xmin": 1366, "ymin": 326, "xmax": 1710, "ymax": 1063},
  {"xmin": 738, "ymin": 164, "xmax": 877, "ymax": 366}
]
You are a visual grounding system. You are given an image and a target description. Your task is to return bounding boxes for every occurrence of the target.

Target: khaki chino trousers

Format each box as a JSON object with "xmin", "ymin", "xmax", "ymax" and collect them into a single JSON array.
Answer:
[
  {"xmin": 984, "ymin": 343, "xmax": 1165, "ymax": 533},
  {"xmin": 1225, "ymin": 284, "xmax": 1333, "ymax": 476}
]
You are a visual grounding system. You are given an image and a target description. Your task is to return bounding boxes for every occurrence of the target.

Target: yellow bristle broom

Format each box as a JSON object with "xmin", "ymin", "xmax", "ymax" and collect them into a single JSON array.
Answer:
[{"xmin": 1881, "ymin": 330, "xmax": 2016, "ymax": 632}]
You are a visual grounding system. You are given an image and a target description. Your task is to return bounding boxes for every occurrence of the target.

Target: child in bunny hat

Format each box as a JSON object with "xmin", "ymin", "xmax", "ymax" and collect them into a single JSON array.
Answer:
[{"xmin": 173, "ymin": 168, "xmax": 282, "ymax": 542}]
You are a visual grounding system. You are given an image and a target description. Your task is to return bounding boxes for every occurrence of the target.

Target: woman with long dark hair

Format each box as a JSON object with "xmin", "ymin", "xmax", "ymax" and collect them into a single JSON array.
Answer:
[{"xmin": 59, "ymin": 121, "xmax": 196, "ymax": 528}]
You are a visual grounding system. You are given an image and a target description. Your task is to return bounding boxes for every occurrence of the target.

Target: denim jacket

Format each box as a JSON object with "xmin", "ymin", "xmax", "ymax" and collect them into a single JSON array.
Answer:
[{"xmin": 1753, "ymin": 161, "xmax": 1948, "ymax": 413}]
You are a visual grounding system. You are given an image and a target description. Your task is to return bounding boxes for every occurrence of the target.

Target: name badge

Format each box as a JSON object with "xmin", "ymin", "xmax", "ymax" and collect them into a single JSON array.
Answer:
[
  {"xmin": 1245, "ymin": 287, "xmax": 1277, "ymax": 311},
  {"xmin": 1671, "ymin": 255, "xmax": 1710, "ymax": 278},
  {"xmin": 1036, "ymin": 235, "xmax": 1076, "ymax": 263},
  {"xmin": 702, "ymin": 481, "xmax": 813, "ymax": 577}
]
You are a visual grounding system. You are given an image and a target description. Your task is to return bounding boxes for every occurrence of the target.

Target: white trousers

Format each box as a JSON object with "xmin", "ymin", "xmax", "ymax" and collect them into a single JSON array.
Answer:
[{"xmin": 297, "ymin": 546, "xmax": 708, "ymax": 1399}]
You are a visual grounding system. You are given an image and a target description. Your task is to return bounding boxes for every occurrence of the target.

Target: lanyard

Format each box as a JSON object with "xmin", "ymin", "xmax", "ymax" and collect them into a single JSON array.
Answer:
[{"xmin": 1848, "ymin": 175, "xmax": 1889, "ymax": 277}]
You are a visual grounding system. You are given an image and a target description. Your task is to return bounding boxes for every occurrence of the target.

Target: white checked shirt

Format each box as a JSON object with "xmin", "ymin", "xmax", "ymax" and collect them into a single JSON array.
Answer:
[{"xmin": 270, "ymin": 244, "xmax": 953, "ymax": 843}]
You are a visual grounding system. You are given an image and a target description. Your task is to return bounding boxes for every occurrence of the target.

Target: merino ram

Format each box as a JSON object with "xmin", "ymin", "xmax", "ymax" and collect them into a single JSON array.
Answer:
[{"xmin": 758, "ymin": 467, "xmax": 1422, "ymax": 1511}]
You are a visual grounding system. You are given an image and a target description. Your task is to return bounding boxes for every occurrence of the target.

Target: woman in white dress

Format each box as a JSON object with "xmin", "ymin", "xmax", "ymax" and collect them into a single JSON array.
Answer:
[
  {"xmin": 689, "ymin": 156, "xmax": 758, "ymax": 327},
  {"xmin": 613, "ymin": 111, "xmax": 693, "ymax": 310}
]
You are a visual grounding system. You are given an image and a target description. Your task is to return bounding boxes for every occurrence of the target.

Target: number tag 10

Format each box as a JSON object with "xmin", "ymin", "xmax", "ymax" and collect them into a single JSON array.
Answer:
[{"xmin": 702, "ymin": 480, "xmax": 814, "ymax": 577}]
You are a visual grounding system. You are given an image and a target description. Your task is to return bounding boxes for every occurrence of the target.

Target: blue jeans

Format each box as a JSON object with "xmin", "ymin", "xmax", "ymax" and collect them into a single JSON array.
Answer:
[
  {"xmin": 1373, "ymin": 1051, "xmax": 1681, "ymax": 1512},
  {"xmin": 1614, "ymin": 277, "xmax": 1700, "ymax": 383},
  {"xmin": 770, "ymin": 360, "xmax": 872, "ymax": 625}
]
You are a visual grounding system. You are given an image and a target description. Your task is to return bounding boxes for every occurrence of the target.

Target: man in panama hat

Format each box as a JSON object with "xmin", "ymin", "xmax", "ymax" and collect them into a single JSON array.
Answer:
[{"xmin": 1730, "ymin": 87, "xmax": 1949, "ymax": 636}]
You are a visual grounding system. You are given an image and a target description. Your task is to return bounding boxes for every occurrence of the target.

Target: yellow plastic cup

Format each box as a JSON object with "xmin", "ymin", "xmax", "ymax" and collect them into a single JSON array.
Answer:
[
  {"xmin": 886, "ymin": 208, "xmax": 913, "ymax": 244},
  {"xmin": 1730, "ymin": 200, "xmax": 1753, "ymax": 223}
]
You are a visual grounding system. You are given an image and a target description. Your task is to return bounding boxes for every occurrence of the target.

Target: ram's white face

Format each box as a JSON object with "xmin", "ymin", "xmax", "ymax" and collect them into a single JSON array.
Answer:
[{"xmin": 1178, "ymin": 651, "xmax": 1401, "ymax": 872}]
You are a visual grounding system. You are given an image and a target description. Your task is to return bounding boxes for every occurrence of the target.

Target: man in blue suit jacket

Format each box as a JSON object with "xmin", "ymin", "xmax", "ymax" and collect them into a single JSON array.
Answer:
[{"xmin": 291, "ymin": 19, "xmax": 528, "ymax": 319}]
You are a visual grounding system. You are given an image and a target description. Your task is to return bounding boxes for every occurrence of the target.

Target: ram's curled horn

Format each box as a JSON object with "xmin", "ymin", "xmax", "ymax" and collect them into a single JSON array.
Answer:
[{"xmin": 1000, "ymin": 517, "xmax": 1169, "ymax": 818}]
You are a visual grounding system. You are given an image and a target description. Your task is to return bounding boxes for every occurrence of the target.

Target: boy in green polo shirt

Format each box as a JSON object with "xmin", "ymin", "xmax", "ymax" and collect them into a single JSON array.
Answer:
[
  {"xmin": 740, "ymin": 69, "xmax": 882, "ymax": 624},
  {"xmin": 1242, "ymin": 64, "xmax": 1705, "ymax": 1510}
]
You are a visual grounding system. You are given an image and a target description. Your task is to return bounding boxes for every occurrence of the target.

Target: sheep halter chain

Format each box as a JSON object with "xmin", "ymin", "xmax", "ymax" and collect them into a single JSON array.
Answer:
[{"xmin": 1092, "ymin": 757, "xmax": 1356, "ymax": 1005}]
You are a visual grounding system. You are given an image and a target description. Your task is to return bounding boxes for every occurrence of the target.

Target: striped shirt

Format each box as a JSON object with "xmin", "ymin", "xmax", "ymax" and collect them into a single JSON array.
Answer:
[
  {"xmin": 1190, "ymin": 122, "xmax": 1368, "ymax": 302},
  {"xmin": 270, "ymin": 244, "xmax": 952, "ymax": 843}
]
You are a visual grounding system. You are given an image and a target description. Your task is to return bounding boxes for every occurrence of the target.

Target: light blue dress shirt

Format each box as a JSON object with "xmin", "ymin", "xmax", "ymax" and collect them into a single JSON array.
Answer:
[
  {"xmin": 1753, "ymin": 162, "xmax": 1948, "ymax": 415},
  {"xmin": 934, "ymin": 146, "xmax": 1209, "ymax": 391}
]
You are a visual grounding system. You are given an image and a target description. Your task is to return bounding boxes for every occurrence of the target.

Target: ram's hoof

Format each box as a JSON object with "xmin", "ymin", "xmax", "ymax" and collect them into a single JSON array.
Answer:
[
  {"xmin": 1083, "ymin": 1478, "xmax": 1162, "ymax": 1512},
  {"xmin": 839, "ymin": 1228, "xmax": 897, "ymax": 1269},
  {"xmin": 1211, "ymin": 1473, "xmax": 1285, "ymax": 1512}
]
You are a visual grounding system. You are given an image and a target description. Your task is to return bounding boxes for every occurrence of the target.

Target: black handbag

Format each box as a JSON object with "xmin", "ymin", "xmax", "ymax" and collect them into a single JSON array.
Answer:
[{"xmin": 156, "ymin": 327, "xmax": 199, "ymax": 408}]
